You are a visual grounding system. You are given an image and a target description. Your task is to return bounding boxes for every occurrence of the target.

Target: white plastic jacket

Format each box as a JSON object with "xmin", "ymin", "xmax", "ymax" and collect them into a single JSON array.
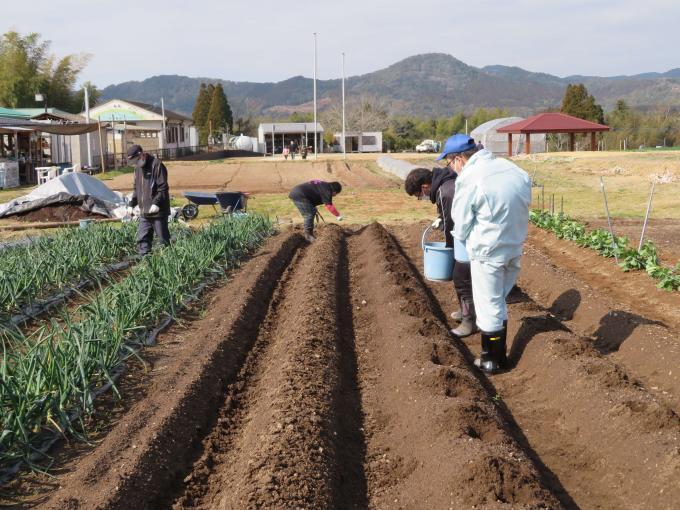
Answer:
[{"xmin": 450, "ymin": 149, "xmax": 531, "ymax": 263}]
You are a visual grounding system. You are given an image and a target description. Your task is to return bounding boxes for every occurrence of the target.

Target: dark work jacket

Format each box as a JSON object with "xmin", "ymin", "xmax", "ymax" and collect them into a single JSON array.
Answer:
[
  {"xmin": 429, "ymin": 167, "xmax": 457, "ymax": 247},
  {"xmin": 130, "ymin": 155, "xmax": 170, "ymax": 218},
  {"xmin": 288, "ymin": 180, "xmax": 334, "ymax": 206}
]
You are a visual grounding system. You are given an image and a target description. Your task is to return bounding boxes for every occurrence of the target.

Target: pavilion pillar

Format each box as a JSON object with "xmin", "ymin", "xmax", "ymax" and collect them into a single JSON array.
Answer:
[
  {"xmin": 525, "ymin": 132, "xmax": 531, "ymax": 154},
  {"xmin": 507, "ymin": 133, "xmax": 513, "ymax": 156},
  {"xmin": 569, "ymin": 132, "xmax": 575, "ymax": 151},
  {"xmin": 591, "ymin": 131, "xmax": 597, "ymax": 151}
]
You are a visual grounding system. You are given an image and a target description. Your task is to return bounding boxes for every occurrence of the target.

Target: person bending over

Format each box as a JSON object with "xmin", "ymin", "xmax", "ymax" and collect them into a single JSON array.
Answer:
[
  {"xmin": 404, "ymin": 160, "xmax": 477, "ymax": 337},
  {"xmin": 288, "ymin": 180, "xmax": 343, "ymax": 242}
]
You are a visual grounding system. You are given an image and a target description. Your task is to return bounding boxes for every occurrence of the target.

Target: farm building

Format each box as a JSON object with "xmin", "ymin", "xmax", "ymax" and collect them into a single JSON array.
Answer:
[
  {"xmin": 471, "ymin": 117, "xmax": 546, "ymax": 156},
  {"xmin": 258, "ymin": 122, "xmax": 324, "ymax": 154},
  {"xmin": 0, "ymin": 109, "xmax": 103, "ymax": 185},
  {"xmin": 334, "ymin": 131, "xmax": 383, "ymax": 153},
  {"xmin": 88, "ymin": 99, "xmax": 198, "ymax": 158}
]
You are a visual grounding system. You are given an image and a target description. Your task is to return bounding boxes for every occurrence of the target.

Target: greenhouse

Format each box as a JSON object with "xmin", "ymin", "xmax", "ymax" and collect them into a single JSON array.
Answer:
[{"xmin": 471, "ymin": 117, "xmax": 546, "ymax": 155}]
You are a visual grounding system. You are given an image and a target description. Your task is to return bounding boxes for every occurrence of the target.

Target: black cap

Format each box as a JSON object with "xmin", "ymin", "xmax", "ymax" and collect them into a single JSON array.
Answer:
[{"xmin": 127, "ymin": 144, "xmax": 143, "ymax": 159}]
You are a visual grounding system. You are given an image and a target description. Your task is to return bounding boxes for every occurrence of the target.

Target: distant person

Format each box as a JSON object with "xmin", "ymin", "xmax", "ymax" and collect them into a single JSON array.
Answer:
[
  {"xmin": 288, "ymin": 180, "xmax": 343, "ymax": 242},
  {"xmin": 476, "ymin": 140, "xmax": 484, "ymax": 150},
  {"xmin": 449, "ymin": 134, "xmax": 532, "ymax": 373},
  {"xmin": 282, "ymin": 146, "xmax": 290, "ymax": 160},
  {"xmin": 290, "ymin": 140, "xmax": 298, "ymax": 160},
  {"xmin": 127, "ymin": 144, "xmax": 171, "ymax": 256}
]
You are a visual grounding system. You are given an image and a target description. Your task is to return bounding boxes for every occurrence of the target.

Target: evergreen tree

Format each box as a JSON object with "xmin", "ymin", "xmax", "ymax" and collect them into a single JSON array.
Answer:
[
  {"xmin": 561, "ymin": 83, "xmax": 604, "ymax": 124},
  {"xmin": 207, "ymin": 83, "xmax": 233, "ymax": 141},
  {"xmin": 192, "ymin": 83, "xmax": 211, "ymax": 145}
]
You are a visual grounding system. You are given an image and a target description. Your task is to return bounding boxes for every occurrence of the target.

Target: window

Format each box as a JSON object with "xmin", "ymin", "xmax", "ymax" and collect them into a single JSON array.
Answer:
[
  {"xmin": 166, "ymin": 126, "xmax": 177, "ymax": 144},
  {"xmin": 362, "ymin": 135, "xmax": 377, "ymax": 146},
  {"xmin": 180, "ymin": 126, "xmax": 185, "ymax": 142}
]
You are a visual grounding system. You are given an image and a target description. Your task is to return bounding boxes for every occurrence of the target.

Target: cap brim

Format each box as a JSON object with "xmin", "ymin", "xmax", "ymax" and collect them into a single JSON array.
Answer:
[{"xmin": 435, "ymin": 151, "xmax": 446, "ymax": 161}]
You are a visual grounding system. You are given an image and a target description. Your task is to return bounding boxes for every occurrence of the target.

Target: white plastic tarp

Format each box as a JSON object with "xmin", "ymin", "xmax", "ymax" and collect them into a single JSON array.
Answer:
[
  {"xmin": 376, "ymin": 155, "xmax": 419, "ymax": 180},
  {"xmin": 0, "ymin": 173, "xmax": 128, "ymax": 219}
]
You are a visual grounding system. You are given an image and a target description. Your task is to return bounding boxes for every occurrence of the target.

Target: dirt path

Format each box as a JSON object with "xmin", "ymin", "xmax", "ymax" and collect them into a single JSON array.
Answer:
[
  {"xmin": 106, "ymin": 160, "xmax": 400, "ymax": 193},
  {"xmin": 392, "ymin": 222, "xmax": 680, "ymax": 510},
  {"xmin": 10, "ymin": 221, "xmax": 680, "ymax": 509}
]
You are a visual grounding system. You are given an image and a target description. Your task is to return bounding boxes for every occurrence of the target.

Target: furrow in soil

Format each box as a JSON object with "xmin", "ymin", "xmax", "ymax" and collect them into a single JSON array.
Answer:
[
  {"xmin": 350, "ymin": 223, "xmax": 563, "ymax": 509},
  {"xmin": 172, "ymin": 225, "xmax": 365, "ymax": 509},
  {"xmin": 390, "ymin": 222, "xmax": 680, "ymax": 510}
]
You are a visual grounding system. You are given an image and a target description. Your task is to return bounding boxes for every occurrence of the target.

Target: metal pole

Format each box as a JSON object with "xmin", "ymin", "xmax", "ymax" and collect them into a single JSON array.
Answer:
[
  {"xmin": 313, "ymin": 32, "xmax": 318, "ymax": 159},
  {"xmin": 84, "ymin": 85, "xmax": 93, "ymax": 167},
  {"xmin": 638, "ymin": 182, "xmax": 656, "ymax": 251},
  {"xmin": 541, "ymin": 185, "xmax": 545, "ymax": 210},
  {"xmin": 97, "ymin": 119, "xmax": 106, "ymax": 172},
  {"xmin": 161, "ymin": 97, "xmax": 167, "ymax": 151},
  {"xmin": 600, "ymin": 176, "xmax": 619, "ymax": 264},
  {"xmin": 341, "ymin": 52, "xmax": 346, "ymax": 161},
  {"xmin": 272, "ymin": 124, "xmax": 275, "ymax": 156},
  {"xmin": 111, "ymin": 115, "xmax": 118, "ymax": 169}
]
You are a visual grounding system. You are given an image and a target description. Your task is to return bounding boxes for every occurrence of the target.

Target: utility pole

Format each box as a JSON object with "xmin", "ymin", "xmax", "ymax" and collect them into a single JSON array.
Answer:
[
  {"xmin": 161, "ymin": 97, "xmax": 167, "ymax": 152},
  {"xmin": 341, "ymin": 52, "xmax": 346, "ymax": 160},
  {"xmin": 313, "ymin": 32, "xmax": 318, "ymax": 159},
  {"xmin": 84, "ymin": 85, "xmax": 93, "ymax": 167}
]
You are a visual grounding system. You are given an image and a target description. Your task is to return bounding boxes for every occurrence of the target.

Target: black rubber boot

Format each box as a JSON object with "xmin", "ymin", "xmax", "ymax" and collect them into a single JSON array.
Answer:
[{"xmin": 475, "ymin": 329, "xmax": 505, "ymax": 374}]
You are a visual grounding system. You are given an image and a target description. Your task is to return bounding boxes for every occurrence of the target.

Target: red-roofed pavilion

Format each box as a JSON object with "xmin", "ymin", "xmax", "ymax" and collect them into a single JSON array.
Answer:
[{"xmin": 496, "ymin": 112, "xmax": 609, "ymax": 156}]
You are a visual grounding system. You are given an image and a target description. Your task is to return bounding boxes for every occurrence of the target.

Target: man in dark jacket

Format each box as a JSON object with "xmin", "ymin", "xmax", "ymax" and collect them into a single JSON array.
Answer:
[
  {"xmin": 404, "ymin": 165, "xmax": 477, "ymax": 337},
  {"xmin": 288, "ymin": 180, "xmax": 343, "ymax": 242},
  {"xmin": 127, "ymin": 144, "xmax": 171, "ymax": 256}
]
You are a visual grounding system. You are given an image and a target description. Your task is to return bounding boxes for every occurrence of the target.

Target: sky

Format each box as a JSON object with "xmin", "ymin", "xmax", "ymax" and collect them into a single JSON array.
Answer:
[{"xmin": 3, "ymin": 0, "xmax": 678, "ymax": 88}]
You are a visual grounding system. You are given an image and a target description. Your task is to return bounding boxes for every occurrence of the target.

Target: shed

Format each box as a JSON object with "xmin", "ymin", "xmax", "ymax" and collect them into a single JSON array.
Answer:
[
  {"xmin": 258, "ymin": 122, "xmax": 324, "ymax": 154},
  {"xmin": 497, "ymin": 112, "xmax": 609, "ymax": 156}
]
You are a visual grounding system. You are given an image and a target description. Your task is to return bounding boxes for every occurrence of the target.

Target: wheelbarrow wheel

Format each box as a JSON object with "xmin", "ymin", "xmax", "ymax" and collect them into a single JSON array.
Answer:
[{"xmin": 181, "ymin": 203, "xmax": 199, "ymax": 220}]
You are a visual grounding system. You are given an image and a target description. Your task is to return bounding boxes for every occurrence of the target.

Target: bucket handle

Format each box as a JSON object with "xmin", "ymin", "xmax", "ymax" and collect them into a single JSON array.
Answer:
[{"xmin": 421, "ymin": 224, "xmax": 434, "ymax": 251}]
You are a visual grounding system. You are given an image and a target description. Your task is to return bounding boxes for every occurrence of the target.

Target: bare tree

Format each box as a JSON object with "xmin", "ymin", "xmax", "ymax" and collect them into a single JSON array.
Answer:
[{"xmin": 321, "ymin": 94, "xmax": 389, "ymax": 135}]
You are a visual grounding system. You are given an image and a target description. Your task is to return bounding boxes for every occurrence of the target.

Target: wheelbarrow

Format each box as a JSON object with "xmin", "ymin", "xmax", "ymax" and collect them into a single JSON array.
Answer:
[{"xmin": 181, "ymin": 191, "xmax": 249, "ymax": 220}]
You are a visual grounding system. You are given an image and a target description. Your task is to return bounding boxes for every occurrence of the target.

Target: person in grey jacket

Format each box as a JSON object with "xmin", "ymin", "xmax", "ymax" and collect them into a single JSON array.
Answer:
[
  {"xmin": 450, "ymin": 135, "xmax": 532, "ymax": 374},
  {"xmin": 127, "ymin": 144, "xmax": 171, "ymax": 255}
]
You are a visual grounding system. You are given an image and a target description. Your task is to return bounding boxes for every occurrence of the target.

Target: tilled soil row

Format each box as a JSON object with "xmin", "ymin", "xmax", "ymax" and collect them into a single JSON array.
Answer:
[
  {"xmin": 41, "ymin": 231, "xmax": 304, "ymax": 509},
  {"xmin": 170, "ymin": 226, "xmax": 363, "ymax": 509},
  {"xmin": 391, "ymin": 222, "xmax": 680, "ymax": 510},
  {"xmin": 521, "ymin": 235, "xmax": 680, "ymax": 414},
  {"xmin": 351, "ymin": 223, "xmax": 563, "ymax": 509}
]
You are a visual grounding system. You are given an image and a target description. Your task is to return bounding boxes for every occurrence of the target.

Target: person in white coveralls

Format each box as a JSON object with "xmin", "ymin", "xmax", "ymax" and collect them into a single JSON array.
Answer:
[{"xmin": 448, "ymin": 134, "xmax": 532, "ymax": 374}]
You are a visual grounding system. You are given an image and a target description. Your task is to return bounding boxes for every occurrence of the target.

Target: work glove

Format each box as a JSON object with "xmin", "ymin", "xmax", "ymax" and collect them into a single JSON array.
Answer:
[
  {"xmin": 148, "ymin": 204, "xmax": 160, "ymax": 214},
  {"xmin": 432, "ymin": 217, "xmax": 442, "ymax": 229},
  {"xmin": 126, "ymin": 206, "xmax": 134, "ymax": 216},
  {"xmin": 336, "ymin": 215, "xmax": 343, "ymax": 221},
  {"xmin": 133, "ymin": 205, "xmax": 141, "ymax": 216}
]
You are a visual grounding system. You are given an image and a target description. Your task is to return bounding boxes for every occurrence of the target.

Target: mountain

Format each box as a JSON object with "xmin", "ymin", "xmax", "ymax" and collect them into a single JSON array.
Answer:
[{"xmin": 101, "ymin": 53, "xmax": 680, "ymax": 119}]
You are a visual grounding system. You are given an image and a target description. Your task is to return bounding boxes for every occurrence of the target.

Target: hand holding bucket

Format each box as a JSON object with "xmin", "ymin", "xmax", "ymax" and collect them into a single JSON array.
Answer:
[{"xmin": 421, "ymin": 225, "xmax": 455, "ymax": 281}]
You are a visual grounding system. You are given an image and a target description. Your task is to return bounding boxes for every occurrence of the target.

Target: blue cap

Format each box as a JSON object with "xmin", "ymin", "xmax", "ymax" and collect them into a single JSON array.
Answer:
[{"xmin": 435, "ymin": 134, "xmax": 476, "ymax": 161}]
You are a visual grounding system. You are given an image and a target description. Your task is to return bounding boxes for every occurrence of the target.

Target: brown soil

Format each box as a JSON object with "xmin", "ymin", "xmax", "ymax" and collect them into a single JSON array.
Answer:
[
  {"xmin": 106, "ymin": 160, "xmax": 401, "ymax": 194},
  {"xmin": 5, "ymin": 221, "xmax": 680, "ymax": 509},
  {"xmin": 392, "ymin": 222, "xmax": 680, "ymax": 510},
  {"xmin": 14, "ymin": 204, "xmax": 102, "ymax": 223}
]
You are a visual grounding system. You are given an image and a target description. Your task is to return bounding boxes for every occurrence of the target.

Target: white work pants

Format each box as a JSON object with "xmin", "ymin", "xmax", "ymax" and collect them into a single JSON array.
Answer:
[{"xmin": 470, "ymin": 256, "xmax": 521, "ymax": 332}]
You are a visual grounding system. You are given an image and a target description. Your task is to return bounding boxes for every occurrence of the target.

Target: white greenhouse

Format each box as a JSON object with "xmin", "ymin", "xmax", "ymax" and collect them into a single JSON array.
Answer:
[{"xmin": 471, "ymin": 117, "xmax": 546, "ymax": 156}]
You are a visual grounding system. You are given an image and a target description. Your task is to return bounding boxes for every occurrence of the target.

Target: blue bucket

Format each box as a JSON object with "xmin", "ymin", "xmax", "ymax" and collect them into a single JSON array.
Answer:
[{"xmin": 421, "ymin": 225, "xmax": 454, "ymax": 281}]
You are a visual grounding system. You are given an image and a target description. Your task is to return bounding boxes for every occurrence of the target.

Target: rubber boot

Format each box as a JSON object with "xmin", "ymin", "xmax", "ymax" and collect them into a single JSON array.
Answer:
[
  {"xmin": 474, "ymin": 329, "xmax": 506, "ymax": 374},
  {"xmin": 451, "ymin": 298, "xmax": 478, "ymax": 337},
  {"xmin": 303, "ymin": 230, "xmax": 316, "ymax": 243},
  {"xmin": 450, "ymin": 309, "xmax": 463, "ymax": 322}
]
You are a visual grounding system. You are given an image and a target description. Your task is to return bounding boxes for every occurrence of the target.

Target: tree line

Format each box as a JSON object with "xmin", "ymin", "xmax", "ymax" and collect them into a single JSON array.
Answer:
[{"xmin": 2, "ymin": 30, "xmax": 679, "ymax": 151}]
